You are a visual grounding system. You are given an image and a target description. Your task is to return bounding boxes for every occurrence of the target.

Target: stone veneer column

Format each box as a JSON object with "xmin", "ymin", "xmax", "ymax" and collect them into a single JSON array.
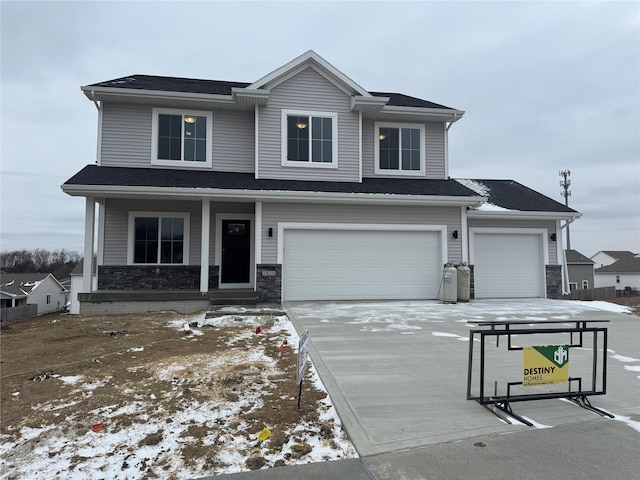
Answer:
[
  {"xmin": 256, "ymin": 264, "xmax": 282, "ymax": 303},
  {"xmin": 546, "ymin": 265, "xmax": 562, "ymax": 299}
]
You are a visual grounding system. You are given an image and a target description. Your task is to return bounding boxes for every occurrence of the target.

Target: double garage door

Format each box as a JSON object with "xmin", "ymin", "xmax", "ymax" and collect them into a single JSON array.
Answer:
[
  {"xmin": 282, "ymin": 229, "xmax": 442, "ymax": 301},
  {"xmin": 472, "ymin": 232, "xmax": 545, "ymax": 299}
]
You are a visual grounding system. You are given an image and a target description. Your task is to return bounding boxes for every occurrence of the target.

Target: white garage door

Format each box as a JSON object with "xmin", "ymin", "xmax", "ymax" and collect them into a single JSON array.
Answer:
[
  {"xmin": 283, "ymin": 229, "xmax": 441, "ymax": 301},
  {"xmin": 473, "ymin": 233, "xmax": 544, "ymax": 298}
]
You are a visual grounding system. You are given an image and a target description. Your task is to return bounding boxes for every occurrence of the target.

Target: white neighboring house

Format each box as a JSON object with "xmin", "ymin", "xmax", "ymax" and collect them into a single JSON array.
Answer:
[
  {"xmin": 590, "ymin": 250, "xmax": 636, "ymax": 268},
  {"xmin": 70, "ymin": 259, "xmax": 97, "ymax": 314},
  {"xmin": 593, "ymin": 254, "xmax": 640, "ymax": 291},
  {"xmin": 0, "ymin": 273, "xmax": 67, "ymax": 314}
]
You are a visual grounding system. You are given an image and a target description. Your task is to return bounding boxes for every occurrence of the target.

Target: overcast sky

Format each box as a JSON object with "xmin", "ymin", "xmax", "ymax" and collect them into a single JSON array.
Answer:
[{"xmin": 1, "ymin": 1, "xmax": 638, "ymax": 258}]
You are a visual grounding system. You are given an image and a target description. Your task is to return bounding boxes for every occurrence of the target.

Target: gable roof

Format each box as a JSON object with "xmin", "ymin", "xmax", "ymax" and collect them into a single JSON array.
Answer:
[
  {"xmin": 0, "ymin": 273, "xmax": 59, "ymax": 297},
  {"xmin": 455, "ymin": 179, "xmax": 578, "ymax": 215},
  {"xmin": 595, "ymin": 256, "xmax": 640, "ymax": 274},
  {"xmin": 592, "ymin": 250, "xmax": 636, "ymax": 260},
  {"xmin": 83, "ymin": 50, "xmax": 460, "ymax": 112},
  {"xmin": 62, "ymin": 165, "xmax": 484, "ymax": 206},
  {"xmin": 565, "ymin": 249, "xmax": 595, "ymax": 264}
]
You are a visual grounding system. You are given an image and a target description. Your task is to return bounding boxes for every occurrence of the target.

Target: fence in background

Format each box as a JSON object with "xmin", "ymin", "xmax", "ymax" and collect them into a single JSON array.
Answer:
[
  {"xmin": 563, "ymin": 286, "xmax": 615, "ymax": 301},
  {"xmin": 0, "ymin": 304, "xmax": 38, "ymax": 323}
]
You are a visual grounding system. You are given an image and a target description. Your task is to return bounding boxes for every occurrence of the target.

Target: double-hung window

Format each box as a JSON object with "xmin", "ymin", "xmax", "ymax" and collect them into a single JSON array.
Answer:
[
  {"xmin": 282, "ymin": 110, "xmax": 338, "ymax": 167},
  {"xmin": 128, "ymin": 212, "xmax": 190, "ymax": 265},
  {"xmin": 151, "ymin": 108, "xmax": 213, "ymax": 167},
  {"xmin": 374, "ymin": 122, "xmax": 425, "ymax": 176}
]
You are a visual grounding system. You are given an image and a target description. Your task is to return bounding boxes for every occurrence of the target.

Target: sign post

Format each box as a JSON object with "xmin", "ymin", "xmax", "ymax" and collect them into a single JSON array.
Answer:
[{"xmin": 297, "ymin": 329, "xmax": 310, "ymax": 410}]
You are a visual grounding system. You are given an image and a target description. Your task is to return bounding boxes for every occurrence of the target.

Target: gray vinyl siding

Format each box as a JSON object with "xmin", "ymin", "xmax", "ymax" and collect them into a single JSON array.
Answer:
[
  {"xmin": 103, "ymin": 199, "xmax": 202, "ymax": 265},
  {"xmin": 212, "ymin": 110, "xmax": 254, "ymax": 173},
  {"xmin": 100, "ymin": 104, "xmax": 254, "ymax": 173},
  {"xmin": 362, "ymin": 120, "xmax": 446, "ymax": 179},
  {"xmin": 101, "ymin": 103, "xmax": 152, "ymax": 167},
  {"xmin": 257, "ymin": 67, "xmax": 360, "ymax": 182},
  {"xmin": 261, "ymin": 203, "xmax": 461, "ymax": 264},
  {"xmin": 102, "ymin": 199, "xmax": 254, "ymax": 266},
  {"xmin": 467, "ymin": 218, "xmax": 558, "ymax": 264},
  {"xmin": 567, "ymin": 264, "xmax": 595, "ymax": 287}
]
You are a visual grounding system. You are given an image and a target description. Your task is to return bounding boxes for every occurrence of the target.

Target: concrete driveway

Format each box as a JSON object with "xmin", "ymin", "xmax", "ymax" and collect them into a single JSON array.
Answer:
[{"xmin": 284, "ymin": 299, "xmax": 640, "ymax": 479}]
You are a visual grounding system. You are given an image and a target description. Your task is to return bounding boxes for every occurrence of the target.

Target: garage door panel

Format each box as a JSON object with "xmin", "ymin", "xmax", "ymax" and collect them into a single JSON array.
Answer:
[
  {"xmin": 283, "ymin": 229, "xmax": 441, "ymax": 301},
  {"xmin": 474, "ymin": 233, "xmax": 543, "ymax": 299}
]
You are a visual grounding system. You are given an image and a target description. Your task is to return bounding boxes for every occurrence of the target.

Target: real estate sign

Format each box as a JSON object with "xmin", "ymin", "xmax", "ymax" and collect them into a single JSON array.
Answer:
[
  {"xmin": 297, "ymin": 329, "xmax": 310, "ymax": 384},
  {"xmin": 523, "ymin": 345, "xmax": 569, "ymax": 386}
]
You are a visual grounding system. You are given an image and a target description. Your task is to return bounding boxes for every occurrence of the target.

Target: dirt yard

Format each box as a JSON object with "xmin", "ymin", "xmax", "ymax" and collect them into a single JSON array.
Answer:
[
  {"xmin": 607, "ymin": 294, "xmax": 640, "ymax": 316},
  {"xmin": 0, "ymin": 311, "xmax": 355, "ymax": 479}
]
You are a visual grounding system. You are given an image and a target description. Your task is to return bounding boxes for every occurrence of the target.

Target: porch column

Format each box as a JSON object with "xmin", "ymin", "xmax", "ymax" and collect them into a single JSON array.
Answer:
[
  {"xmin": 200, "ymin": 199, "xmax": 211, "ymax": 293},
  {"xmin": 82, "ymin": 197, "xmax": 95, "ymax": 292}
]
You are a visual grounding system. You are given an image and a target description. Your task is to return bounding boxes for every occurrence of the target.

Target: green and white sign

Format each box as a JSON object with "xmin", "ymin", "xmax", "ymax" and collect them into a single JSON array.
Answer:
[{"xmin": 523, "ymin": 344, "xmax": 569, "ymax": 386}]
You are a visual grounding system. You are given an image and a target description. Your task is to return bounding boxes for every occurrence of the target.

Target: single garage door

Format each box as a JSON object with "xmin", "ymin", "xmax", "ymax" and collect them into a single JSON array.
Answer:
[
  {"xmin": 283, "ymin": 229, "xmax": 441, "ymax": 301},
  {"xmin": 473, "ymin": 233, "xmax": 544, "ymax": 298}
]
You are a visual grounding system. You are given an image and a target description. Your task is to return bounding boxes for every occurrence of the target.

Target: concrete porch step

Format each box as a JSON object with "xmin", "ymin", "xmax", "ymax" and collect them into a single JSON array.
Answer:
[
  {"xmin": 205, "ymin": 304, "xmax": 285, "ymax": 319},
  {"xmin": 208, "ymin": 289, "xmax": 258, "ymax": 306}
]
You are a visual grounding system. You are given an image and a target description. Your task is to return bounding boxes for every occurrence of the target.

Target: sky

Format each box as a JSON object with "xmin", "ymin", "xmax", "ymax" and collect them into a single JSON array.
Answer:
[{"xmin": 1, "ymin": 1, "xmax": 639, "ymax": 259}]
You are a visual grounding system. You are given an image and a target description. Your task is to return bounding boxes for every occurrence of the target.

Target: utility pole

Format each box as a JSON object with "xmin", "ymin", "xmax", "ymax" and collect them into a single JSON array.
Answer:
[{"xmin": 559, "ymin": 170, "xmax": 571, "ymax": 250}]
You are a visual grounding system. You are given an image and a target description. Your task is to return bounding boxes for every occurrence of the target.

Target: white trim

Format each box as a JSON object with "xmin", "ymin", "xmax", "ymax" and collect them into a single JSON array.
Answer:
[
  {"xmin": 97, "ymin": 199, "xmax": 105, "ymax": 265},
  {"xmin": 255, "ymin": 202, "xmax": 263, "ymax": 266},
  {"xmin": 254, "ymin": 105, "xmax": 259, "ymax": 179},
  {"xmin": 247, "ymin": 50, "xmax": 371, "ymax": 97},
  {"xmin": 63, "ymin": 183, "xmax": 486, "ymax": 207},
  {"xmin": 215, "ymin": 213, "xmax": 255, "ymax": 289},
  {"xmin": 581, "ymin": 280, "xmax": 589, "ymax": 289},
  {"xmin": 281, "ymin": 109, "xmax": 338, "ymax": 168},
  {"xmin": 374, "ymin": 122, "xmax": 426, "ymax": 176},
  {"xmin": 444, "ymin": 123, "xmax": 449, "ymax": 179},
  {"xmin": 569, "ymin": 282, "xmax": 578, "ymax": 291},
  {"xmin": 126, "ymin": 211, "xmax": 190, "ymax": 265},
  {"xmin": 151, "ymin": 107, "xmax": 213, "ymax": 168},
  {"xmin": 82, "ymin": 198, "xmax": 95, "ymax": 293},
  {"xmin": 461, "ymin": 206, "xmax": 469, "ymax": 263},
  {"xmin": 200, "ymin": 200, "xmax": 210, "ymax": 293},
  {"xmin": 277, "ymin": 222, "xmax": 447, "ymax": 266},
  {"xmin": 358, "ymin": 110, "xmax": 363, "ymax": 183},
  {"xmin": 96, "ymin": 105, "xmax": 103, "ymax": 165}
]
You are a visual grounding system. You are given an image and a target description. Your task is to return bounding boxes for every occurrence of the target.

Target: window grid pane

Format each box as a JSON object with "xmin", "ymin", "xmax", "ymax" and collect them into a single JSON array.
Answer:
[
  {"xmin": 287, "ymin": 116, "xmax": 310, "ymax": 161},
  {"xmin": 158, "ymin": 114, "xmax": 182, "ymax": 160},
  {"xmin": 379, "ymin": 127, "xmax": 399, "ymax": 170},
  {"xmin": 134, "ymin": 218, "xmax": 159, "ymax": 263},
  {"xmin": 183, "ymin": 116, "xmax": 207, "ymax": 162},
  {"xmin": 311, "ymin": 117, "xmax": 332, "ymax": 163}
]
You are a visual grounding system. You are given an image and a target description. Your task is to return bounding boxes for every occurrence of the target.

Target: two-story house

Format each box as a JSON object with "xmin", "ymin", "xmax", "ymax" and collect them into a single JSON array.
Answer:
[{"xmin": 62, "ymin": 51, "xmax": 580, "ymax": 314}]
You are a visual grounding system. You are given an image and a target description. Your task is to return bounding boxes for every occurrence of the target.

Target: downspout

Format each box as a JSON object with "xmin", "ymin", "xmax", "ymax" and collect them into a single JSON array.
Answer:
[
  {"xmin": 90, "ymin": 91, "xmax": 102, "ymax": 165},
  {"xmin": 559, "ymin": 217, "xmax": 578, "ymax": 294},
  {"xmin": 445, "ymin": 113, "xmax": 462, "ymax": 179}
]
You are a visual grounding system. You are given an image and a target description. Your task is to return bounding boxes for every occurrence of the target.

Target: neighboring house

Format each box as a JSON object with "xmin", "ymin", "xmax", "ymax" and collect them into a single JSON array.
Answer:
[
  {"xmin": 69, "ymin": 259, "xmax": 97, "ymax": 314},
  {"xmin": 61, "ymin": 50, "xmax": 580, "ymax": 313},
  {"xmin": 0, "ymin": 273, "xmax": 67, "ymax": 314},
  {"xmin": 565, "ymin": 249, "xmax": 595, "ymax": 291},
  {"xmin": 590, "ymin": 250, "xmax": 636, "ymax": 269},
  {"xmin": 594, "ymin": 254, "xmax": 640, "ymax": 291}
]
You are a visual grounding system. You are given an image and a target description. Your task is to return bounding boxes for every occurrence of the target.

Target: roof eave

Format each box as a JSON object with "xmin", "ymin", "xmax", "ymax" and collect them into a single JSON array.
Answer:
[
  {"xmin": 467, "ymin": 210, "xmax": 582, "ymax": 220},
  {"xmin": 82, "ymin": 86, "xmax": 237, "ymax": 106},
  {"xmin": 61, "ymin": 184, "xmax": 485, "ymax": 207}
]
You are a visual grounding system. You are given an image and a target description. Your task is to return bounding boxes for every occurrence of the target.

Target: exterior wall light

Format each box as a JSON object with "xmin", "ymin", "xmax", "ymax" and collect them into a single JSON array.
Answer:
[{"xmin": 452, "ymin": 230, "xmax": 458, "ymax": 239}]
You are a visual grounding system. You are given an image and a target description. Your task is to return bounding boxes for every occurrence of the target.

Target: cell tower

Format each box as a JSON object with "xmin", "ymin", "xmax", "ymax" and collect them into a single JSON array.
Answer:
[{"xmin": 559, "ymin": 170, "xmax": 571, "ymax": 249}]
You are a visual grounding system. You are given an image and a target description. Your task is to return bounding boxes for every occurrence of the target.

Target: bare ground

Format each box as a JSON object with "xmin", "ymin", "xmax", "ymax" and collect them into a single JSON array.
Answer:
[
  {"xmin": 606, "ymin": 294, "xmax": 640, "ymax": 316},
  {"xmin": 0, "ymin": 312, "xmax": 353, "ymax": 478}
]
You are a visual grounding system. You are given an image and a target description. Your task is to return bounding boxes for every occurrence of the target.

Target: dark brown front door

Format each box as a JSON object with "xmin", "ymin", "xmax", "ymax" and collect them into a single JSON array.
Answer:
[{"xmin": 221, "ymin": 220, "xmax": 251, "ymax": 284}]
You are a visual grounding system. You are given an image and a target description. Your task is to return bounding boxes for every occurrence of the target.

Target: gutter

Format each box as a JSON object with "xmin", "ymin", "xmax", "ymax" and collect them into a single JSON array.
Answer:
[
  {"xmin": 467, "ymin": 210, "xmax": 582, "ymax": 221},
  {"xmin": 61, "ymin": 184, "xmax": 486, "ymax": 208}
]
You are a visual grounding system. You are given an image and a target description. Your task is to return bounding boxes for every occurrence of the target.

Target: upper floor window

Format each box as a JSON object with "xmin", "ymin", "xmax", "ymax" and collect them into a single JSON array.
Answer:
[
  {"xmin": 151, "ymin": 108, "xmax": 213, "ymax": 167},
  {"xmin": 374, "ymin": 122, "xmax": 425, "ymax": 176},
  {"xmin": 128, "ymin": 212, "xmax": 190, "ymax": 265},
  {"xmin": 281, "ymin": 110, "xmax": 338, "ymax": 168}
]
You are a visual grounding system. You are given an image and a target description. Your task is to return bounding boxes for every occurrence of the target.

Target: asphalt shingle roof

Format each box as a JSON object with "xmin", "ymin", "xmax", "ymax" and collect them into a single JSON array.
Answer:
[
  {"xmin": 595, "ymin": 256, "xmax": 640, "ymax": 273},
  {"xmin": 457, "ymin": 179, "xmax": 577, "ymax": 213},
  {"xmin": 565, "ymin": 249, "xmax": 595, "ymax": 264},
  {"xmin": 63, "ymin": 165, "xmax": 476, "ymax": 197},
  {"xmin": 0, "ymin": 273, "xmax": 50, "ymax": 297},
  {"xmin": 88, "ymin": 75, "xmax": 456, "ymax": 110}
]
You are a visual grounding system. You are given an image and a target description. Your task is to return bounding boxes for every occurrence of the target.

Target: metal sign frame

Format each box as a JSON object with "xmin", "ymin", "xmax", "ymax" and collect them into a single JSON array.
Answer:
[{"xmin": 466, "ymin": 319, "xmax": 612, "ymax": 426}]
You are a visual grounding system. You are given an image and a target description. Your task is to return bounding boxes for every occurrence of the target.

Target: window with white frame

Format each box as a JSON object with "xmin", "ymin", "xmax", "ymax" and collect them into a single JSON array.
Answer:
[
  {"xmin": 281, "ymin": 110, "xmax": 338, "ymax": 167},
  {"xmin": 582, "ymin": 280, "xmax": 589, "ymax": 289},
  {"xmin": 46, "ymin": 294, "xmax": 51, "ymax": 305},
  {"xmin": 151, "ymin": 108, "xmax": 213, "ymax": 167},
  {"xmin": 374, "ymin": 122, "xmax": 425, "ymax": 175},
  {"xmin": 569, "ymin": 282, "xmax": 577, "ymax": 291},
  {"xmin": 128, "ymin": 212, "xmax": 190, "ymax": 265}
]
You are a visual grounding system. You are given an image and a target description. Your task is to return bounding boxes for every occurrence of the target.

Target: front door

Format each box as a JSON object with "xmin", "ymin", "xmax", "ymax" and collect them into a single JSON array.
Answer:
[{"xmin": 221, "ymin": 219, "xmax": 251, "ymax": 284}]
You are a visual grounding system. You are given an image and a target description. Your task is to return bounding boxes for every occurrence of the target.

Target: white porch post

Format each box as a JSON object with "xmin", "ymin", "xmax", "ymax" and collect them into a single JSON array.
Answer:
[
  {"xmin": 255, "ymin": 202, "xmax": 263, "ymax": 291},
  {"xmin": 82, "ymin": 197, "xmax": 95, "ymax": 292},
  {"xmin": 200, "ymin": 199, "xmax": 211, "ymax": 293}
]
